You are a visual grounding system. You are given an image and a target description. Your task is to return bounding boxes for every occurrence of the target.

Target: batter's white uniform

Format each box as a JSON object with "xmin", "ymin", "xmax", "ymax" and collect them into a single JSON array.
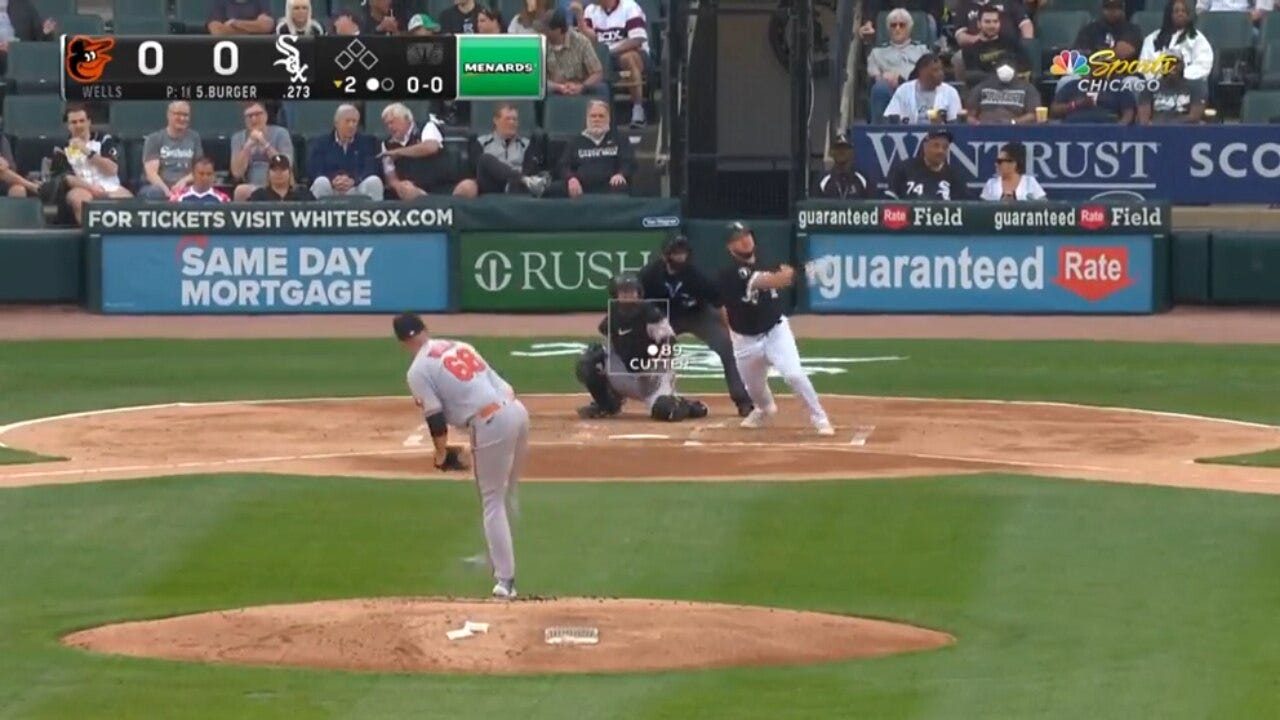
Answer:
[{"xmin": 407, "ymin": 339, "xmax": 529, "ymax": 584}]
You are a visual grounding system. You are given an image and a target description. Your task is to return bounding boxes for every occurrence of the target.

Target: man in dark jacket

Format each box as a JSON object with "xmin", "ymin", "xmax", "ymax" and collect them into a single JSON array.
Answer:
[
  {"xmin": 815, "ymin": 136, "xmax": 874, "ymax": 199},
  {"xmin": 558, "ymin": 99, "xmax": 635, "ymax": 197},
  {"xmin": 638, "ymin": 235, "xmax": 754, "ymax": 416},
  {"xmin": 308, "ymin": 103, "xmax": 384, "ymax": 200},
  {"xmin": 0, "ymin": 0, "xmax": 56, "ymax": 75},
  {"xmin": 885, "ymin": 127, "xmax": 970, "ymax": 200}
]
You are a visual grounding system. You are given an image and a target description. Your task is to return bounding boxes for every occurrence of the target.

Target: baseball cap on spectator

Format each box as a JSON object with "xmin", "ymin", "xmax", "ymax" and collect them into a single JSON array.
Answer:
[
  {"xmin": 1101, "ymin": 0, "xmax": 1124, "ymax": 8},
  {"xmin": 268, "ymin": 153, "xmax": 291, "ymax": 170},
  {"xmin": 409, "ymin": 13, "xmax": 441, "ymax": 32},
  {"xmin": 925, "ymin": 128, "xmax": 953, "ymax": 142}
]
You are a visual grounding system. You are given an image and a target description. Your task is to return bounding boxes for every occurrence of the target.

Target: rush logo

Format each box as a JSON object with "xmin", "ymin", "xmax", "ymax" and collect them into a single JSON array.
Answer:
[
  {"xmin": 1079, "ymin": 206, "xmax": 1108, "ymax": 230},
  {"xmin": 882, "ymin": 206, "xmax": 909, "ymax": 230},
  {"xmin": 1054, "ymin": 246, "xmax": 1134, "ymax": 301}
]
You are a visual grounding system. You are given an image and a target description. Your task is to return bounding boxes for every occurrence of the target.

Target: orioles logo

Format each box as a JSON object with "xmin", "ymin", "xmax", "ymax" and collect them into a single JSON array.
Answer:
[{"xmin": 65, "ymin": 36, "xmax": 115, "ymax": 83}]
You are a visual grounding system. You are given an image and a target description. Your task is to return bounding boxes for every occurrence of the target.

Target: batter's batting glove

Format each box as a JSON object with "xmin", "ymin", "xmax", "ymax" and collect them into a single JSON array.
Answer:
[{"xmin": 435, "ymin": 446, "xmax": 469, "ymax": 472}]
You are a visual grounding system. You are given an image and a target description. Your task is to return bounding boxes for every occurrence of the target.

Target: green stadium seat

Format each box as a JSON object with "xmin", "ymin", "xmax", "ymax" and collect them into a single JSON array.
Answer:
[
  {"xmin": 875, "ymin": 10, "xmax": 932, "ymax": 45},
  {"xmin": 427, "ymin": 0, "xmax": 453, "ymax": 19},
  {"xmin": 108, "ymin": 100, "xmax": 172, "ymax": 140},
  {"xmin": 285, "ymin": 102, "xmax": 348, "ymax": 137},
  {"xmin": 1132, "ymin": 11, "xmax": 1163, "ymax": 38},
  {"xmin": 0, "ymin": 198, "xmax": 45, "ymax": 229},
  {"xmin": 1261, "ymin": 12, "xmax": 1280, "ymax": 55},
  {"xmin": 190, "ymin": 101, "xmax": 247, "ymax": 137},
  {"xmin": 122, "ymin": 137, "xmax": 147, "ymax": 191},
  {"xmin": 113, "ymin": 0, "xmax": 170, "ymax": 19},
  {"xmin": 364, "ymin": 99, "xmax": 442, "ymax": 130},
  {"xmin": 468, "ymin": 100, "xmax": 538, "ymax": 135},
  {"xmin": 497, "ymin": 0, "xmax": 523, "ymax": 27},
  {"xmin": 2, "ymin": 42, "xmax": 61, "ymax": 94},
  {"xmin": 1198, "ymin": 12, "xmax": 1254, "ymax": 72},
  {"xmin": 57, "ymin": 13, "xmax": 107, "ymax": 36},
  {"xmin": 1262, "ymin": 45, "xmax": 1280, "ymax": 89},
  {"xmin": 33, "ymin": 0, "xmax": 76, "ymax": 18},
  {"xmin": 1036, "ymin": 11, "xmax": 1091, "ymax": 51},
  {"xmin": 2, "ymin": 95, "xmax": 67, "ymax": 177},
  {"xmin": 175, "ymin": 0, "xmax": 216, "ymax": 32},
  {"xmin": 112, "ymin": 14, "xmax": 175, "ymax": 34},
  {"xmin": 1022, "ymin": 36, "xmax": 1042, "ymax": 80},
  {"xmin": 542, "ymin": 94, "xmax": 596, "ymax": 137},
  {"xmin": 1043, "ymin": 0, "xmax": 1097, "ymax": 11},
  {"xmin": 1240, "ymin": 89, "xmax": 1280, "ymax": 123}
]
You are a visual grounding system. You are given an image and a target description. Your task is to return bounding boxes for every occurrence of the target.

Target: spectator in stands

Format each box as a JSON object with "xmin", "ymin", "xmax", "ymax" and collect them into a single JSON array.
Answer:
[
  {"xmin": 277, "ymin": 0, "xmax": 326, "ymax": 34},
  {"xmin": 510, "ymin": 0, "xmax": 550, "ymax": 33},
  {"xmin": 581, "ymin": 0, "xmax": 651, "ymax": 127},
  {"xmin": 558, "ymin": 99, "xmax": 634, "ymax": 196},
  {"xmin": 477, "ymin": 5, "xmax": 504, "ymax": 32},
  {"xmin": 249, "ymin": 154, "xmax": 316, "ymax": 200},
  {"xmin": 48, "ymin": 104, "xmax": 133, "ymax": 226},
  {"xmin": 440, "ymin": 0, "xmax": 482, "ymax": 33},
  {"xmin": 0, "ymin": 136, "xmax": 39, "ymax": 198},
  {"xmin": 231, "ymin": 101, "xmax": 294, "ymax": 201},
  {"xmin": 1196, "ymin": 0, "xmax": 1270, "ymax": 26},
  {"xmin": 310, "ymin": 104, "xmax": 385, "ymax": 201},
  {"xmin": 885, "ymin": 127, "xmax": 969, "ymax": 199},
  {"xmin": 867, "ymin": 9, "xmax": 929, "ymax": 123},
  {"xmin": 967, "ymin": 52, "xmax": 1039, "ymax": 123},
  {"xmin": 1136, "ymin": 55, "xmax": 1207, "ymax": 123},
  {"xmin": 170, "ymin": 156, "xmax": 230, "ymax": 203},
  {"xmin": 378, "ymin": 102, "xmax": 474, "ymax": 198},
  {"xmin": 1075, "ymin": 0, "xmax": 1141, "ymax": 59},
  {"xmin": 543, "ymin": 8, "xmax": 605, "ymax": 96},
  {"xmin": 408, "ymin": 12, "xmax": 441, "ymax": 33},
  {"xmin": 139, "ymin": 101, "xmax": 203, "ymax": 201},
  {"xmin": 955, "ymin": 6, "xmax": 1028, "ymax": 83},
  {"xmin": 883, "ymin": 53, "xmax": 963, "ymax": 123},
  {"xmin": 815, "ymin": 136, "xmax": 874, "ymax": 199},
  {"xmin": 952, "ymin": 0, "xmax": 1032, "ymax": 81},
  {"xmin": 1139, "ymin": 0, "xmax": 1214, "ymax": 86},
  {"xmin": 467, "ymin": 103, "xmax": 550, "ymax": 196},
  {"xmin": 980, "ymin": 141, "xmax": 1046, "ymax": 201},
  {"xmin": 1052, "ymin": 78, "xmax": 1136, "ymax": 123},
  {"xmin": 334, "ymin": 0, "xmax": 403, "ymax": 34},
  {"xmin": 208, "ymin": 0, "xmax": 274, "ymax": 35},
  {"xmin": 859, "ymin": 0, "xmax": 943, "ymax": 41},
  {"xmin": 0, "ymin": 0, "xmax": 55, "ymax": 75}
]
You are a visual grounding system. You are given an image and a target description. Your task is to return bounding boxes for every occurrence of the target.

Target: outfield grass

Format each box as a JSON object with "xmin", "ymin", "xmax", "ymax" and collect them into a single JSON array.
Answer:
[
  {"xmin": 0, "ymin": 337, "xmax": 1277, "ymax": 719},
  {"xmin": 1199, "ymin": 449, "xmax": 1280, "ymax": 468}
]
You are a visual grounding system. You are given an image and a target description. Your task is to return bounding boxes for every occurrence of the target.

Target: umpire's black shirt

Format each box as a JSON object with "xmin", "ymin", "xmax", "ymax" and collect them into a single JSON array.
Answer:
[
  {"xmin": 718, "ymin": 259, "xmax": 784, "ymax": 336},
  {"xmin": 598, "ymin": 301, "xmax": 669, "ymax": 369},
  {"xmin": 638, "ymin": 258, "xmax": 721, "ymax": 326}
]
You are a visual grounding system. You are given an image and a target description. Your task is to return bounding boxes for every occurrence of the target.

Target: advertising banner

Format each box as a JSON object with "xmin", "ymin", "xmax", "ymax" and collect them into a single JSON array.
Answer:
[
  {"xmin": 805, "ymin": 234, "xmax": 1155, "ymax": 313},
  {"xmin": 459, "ymin": 231, "xmax": 663, "ymax": 311},
  {"xmin": 84, "ymin": 204, "xmax": 455, "ymax": 234},
  {"xmin": 100, "ymin": 233, "xmax": 449, "ymax": 313},
  {"xmin": 853, "ymin": 125, "xmax": 1280, "ymax": 203}
]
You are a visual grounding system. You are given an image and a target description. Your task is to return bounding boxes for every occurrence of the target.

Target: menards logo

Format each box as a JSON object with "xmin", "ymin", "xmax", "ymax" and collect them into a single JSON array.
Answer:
[{"xmin": 510, "ymin": 343, "xmax": 906, "ymax": 378}]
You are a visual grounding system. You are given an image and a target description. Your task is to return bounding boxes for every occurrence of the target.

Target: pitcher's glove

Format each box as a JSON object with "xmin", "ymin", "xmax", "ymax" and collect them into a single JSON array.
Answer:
[{"xmin": 435, "ymin": 446, "xmax": 470, "ymax": 472}]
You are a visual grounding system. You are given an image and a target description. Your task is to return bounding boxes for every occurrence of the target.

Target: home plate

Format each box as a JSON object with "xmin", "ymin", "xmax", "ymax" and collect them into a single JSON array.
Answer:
[{"xmin": 609, "ymin": 434, "xmax": 670, "ymax": 440}]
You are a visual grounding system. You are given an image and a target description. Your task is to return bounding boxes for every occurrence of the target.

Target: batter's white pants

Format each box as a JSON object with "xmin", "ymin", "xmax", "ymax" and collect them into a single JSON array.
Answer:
[{"xmin": 731, "ymin": 316, "xmax": 829, "ymax": 424}]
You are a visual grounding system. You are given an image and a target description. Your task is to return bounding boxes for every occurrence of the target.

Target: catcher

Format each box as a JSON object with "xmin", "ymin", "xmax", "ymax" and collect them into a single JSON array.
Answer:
[
  {"xmin": 575, "ymin": 272, "xmax": 709, "ymax": 421},
  {"xmin": 395, "ymin": 312, "xmax": 528, "ymax": 600}
]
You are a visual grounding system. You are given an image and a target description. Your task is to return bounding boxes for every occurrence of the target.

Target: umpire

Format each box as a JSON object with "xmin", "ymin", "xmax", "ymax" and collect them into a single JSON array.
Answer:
[{"xmin": 638, "ymin": 235, "xmax": 754, "ymax": 417}]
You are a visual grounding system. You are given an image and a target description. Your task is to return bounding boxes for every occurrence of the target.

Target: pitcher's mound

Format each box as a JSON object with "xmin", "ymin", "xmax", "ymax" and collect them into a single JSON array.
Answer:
[{"xmin": 63, "ymin": 597, "xmax": 953, "ymax": 674}]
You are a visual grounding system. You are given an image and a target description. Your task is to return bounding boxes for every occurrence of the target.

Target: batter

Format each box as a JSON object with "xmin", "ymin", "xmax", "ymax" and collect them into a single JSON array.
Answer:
[
  {"xmin": 395, "ymin": 312, "xmax": 529, "ymax": 600},
  {"xmin": 717, "ymin": 222, "xmax": 834, "ymax": 435}
]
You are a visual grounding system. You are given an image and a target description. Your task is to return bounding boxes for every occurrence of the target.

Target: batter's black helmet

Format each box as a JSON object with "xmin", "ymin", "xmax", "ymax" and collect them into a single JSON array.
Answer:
[
  {"xmin": 608, "ymin": 272, "xmax": 643, "ymax": 298},
  {"xmin": 725, "ymin": 221, "xmax": 752, "ymax": 242}
]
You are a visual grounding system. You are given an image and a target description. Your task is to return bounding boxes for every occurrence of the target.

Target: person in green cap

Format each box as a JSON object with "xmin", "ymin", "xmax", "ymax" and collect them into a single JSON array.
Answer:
[{"xmin": 408, "ymin": 12, "xmax": 440, "ymax": 34}]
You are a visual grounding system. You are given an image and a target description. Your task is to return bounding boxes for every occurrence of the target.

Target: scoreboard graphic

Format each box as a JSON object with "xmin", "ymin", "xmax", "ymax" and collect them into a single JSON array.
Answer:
[{"xmin": 61, "ymin": 34, "xmax": 544, "ymax": 101}]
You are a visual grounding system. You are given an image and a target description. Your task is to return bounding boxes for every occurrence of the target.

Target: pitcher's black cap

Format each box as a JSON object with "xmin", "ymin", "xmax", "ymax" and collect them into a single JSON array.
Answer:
[{"xmin": 393, "ymin": 312, "xmax": 426, "ymax": 341}]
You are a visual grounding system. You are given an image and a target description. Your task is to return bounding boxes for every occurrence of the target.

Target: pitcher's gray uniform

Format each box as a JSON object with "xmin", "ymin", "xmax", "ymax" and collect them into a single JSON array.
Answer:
[{"xmin": 405, "ymin": 336, "xmax": 529, "ymax": 599}]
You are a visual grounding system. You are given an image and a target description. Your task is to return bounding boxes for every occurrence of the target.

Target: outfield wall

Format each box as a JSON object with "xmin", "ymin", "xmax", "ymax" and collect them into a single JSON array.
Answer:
[{"xmin": 1, "ymin": 198, "xmax": 1277, "ymax": 311}]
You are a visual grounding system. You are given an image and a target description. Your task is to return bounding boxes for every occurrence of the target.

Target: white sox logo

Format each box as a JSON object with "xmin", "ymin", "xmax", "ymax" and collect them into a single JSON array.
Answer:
[{"xmin": 273, "ymin": 35, "xmax": 309, "ymax": 84}]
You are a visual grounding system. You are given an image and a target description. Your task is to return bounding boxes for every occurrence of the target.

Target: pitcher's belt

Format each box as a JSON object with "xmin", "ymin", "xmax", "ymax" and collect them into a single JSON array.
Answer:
[{"xmin": 468, "ymin": 400, "xmax": 506, "ymax": 428}]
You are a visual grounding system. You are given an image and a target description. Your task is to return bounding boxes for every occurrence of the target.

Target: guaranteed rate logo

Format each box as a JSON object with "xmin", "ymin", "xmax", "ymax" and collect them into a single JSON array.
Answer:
[{"xmin": 1050, "ymin": 49, "xmax": 1176, "ymax": 93}]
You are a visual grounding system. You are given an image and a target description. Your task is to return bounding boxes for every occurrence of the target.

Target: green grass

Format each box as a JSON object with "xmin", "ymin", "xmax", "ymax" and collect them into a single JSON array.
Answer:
[
  {"xmin": 0, "ymin": 447, "xmax": 63, "ymax": 465},
  {"xmin": 1199, "ymin": 448, "xmax": 1280, "ymax": 468},
  {"xmin": 0, "ymin": 336, "xmax": 1277, "ymax": 718},
  {"xmin": 0, "ymin": 474, "xmax": 1275, "ymax": 719}
]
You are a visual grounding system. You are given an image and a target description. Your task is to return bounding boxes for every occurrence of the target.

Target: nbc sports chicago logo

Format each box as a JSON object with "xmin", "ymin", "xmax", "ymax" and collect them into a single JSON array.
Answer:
[{"xmin": 1049, "ymin": 49, "xmax": 1175, "ymax": 93}]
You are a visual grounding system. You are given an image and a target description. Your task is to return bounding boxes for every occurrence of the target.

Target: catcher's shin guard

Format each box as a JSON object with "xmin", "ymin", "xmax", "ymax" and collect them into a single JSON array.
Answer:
[{"xmin": 575, "ymin": 343, "xmax": 622, "ymax": 414}]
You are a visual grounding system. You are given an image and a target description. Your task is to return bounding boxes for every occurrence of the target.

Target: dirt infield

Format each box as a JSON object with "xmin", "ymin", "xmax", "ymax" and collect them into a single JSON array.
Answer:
[
  {"xmin": 1, "ymin": 394, "xmax": 1276, "ymax": 494},
  {"xmin": 63, "ymin": 597, "xmax": 954, "ymax": 674}
]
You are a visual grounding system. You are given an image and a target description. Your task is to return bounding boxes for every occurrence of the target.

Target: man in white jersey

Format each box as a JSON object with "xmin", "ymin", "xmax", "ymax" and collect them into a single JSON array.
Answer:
[{"xmin": 395, "ymin": 312, "xmax": 530, "ymax": 600}]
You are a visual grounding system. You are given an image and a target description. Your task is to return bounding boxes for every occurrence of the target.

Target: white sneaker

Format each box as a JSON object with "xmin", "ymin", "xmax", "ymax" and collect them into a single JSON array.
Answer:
[
  {"xmin": 492, "ymin": 578, "xmax": 517, "ymax": 600},
  {"xmin": 740, "ymin": 405, "xmax": 777, "ymax": 429},
  {"xmin": 815, "ymin": 419, "xmax": 835, "ymax": 436}
]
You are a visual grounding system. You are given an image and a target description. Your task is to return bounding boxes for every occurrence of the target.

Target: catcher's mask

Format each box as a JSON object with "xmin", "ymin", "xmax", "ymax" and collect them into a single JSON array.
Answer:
[
  {"xmin": 608, "ymin": 272, "xmax": 643, "ymax": 301},
  {"xmin": 662, "ymin": 234, "xmax": 692, "ymax": 270}
]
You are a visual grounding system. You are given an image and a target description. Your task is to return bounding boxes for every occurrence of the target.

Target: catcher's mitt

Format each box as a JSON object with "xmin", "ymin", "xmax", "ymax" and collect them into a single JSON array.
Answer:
[{"xmin": 435, "ymin": 446, "xmax": 470, "ymax": 472}]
